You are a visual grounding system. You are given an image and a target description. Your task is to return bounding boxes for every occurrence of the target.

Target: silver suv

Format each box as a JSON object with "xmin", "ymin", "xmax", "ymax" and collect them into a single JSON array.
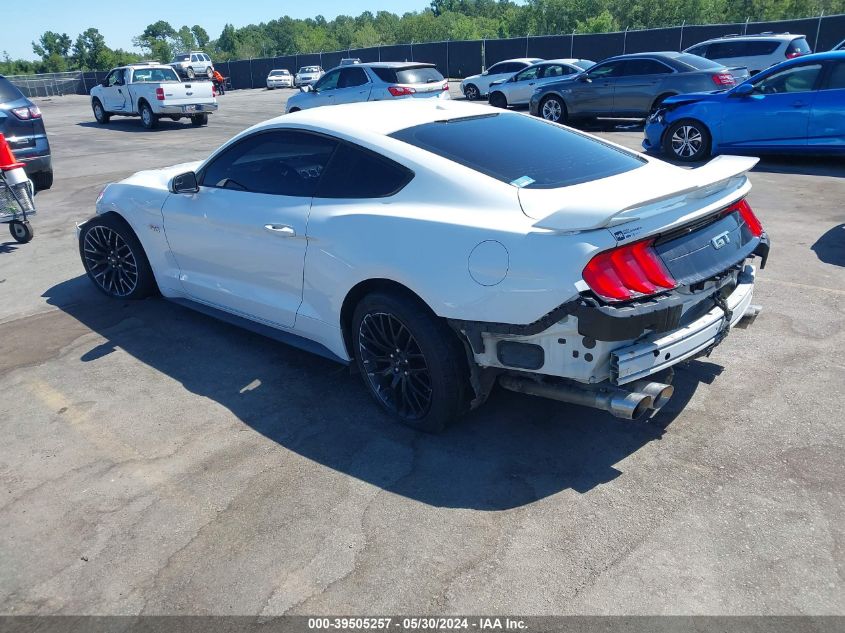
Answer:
[
  {"xmin": 170, "ymin": 52, "xmax": 214, "ymax": 80},
  {"xmin": 684, "ymin": 33, "xmax": 811, "ymax": 75}
]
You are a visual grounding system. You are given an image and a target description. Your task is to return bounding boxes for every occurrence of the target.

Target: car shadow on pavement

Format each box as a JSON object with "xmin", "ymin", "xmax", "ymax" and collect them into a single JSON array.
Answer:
[
  {"xmin": 44, "ymin": 276, "xmax": 722, "ymax": 510},
  {"xmin": 812, "ymin": 224, "xmax": 845, "ymax": 267},
  {"xmin": 653, "ymin": 152, "xmax": 844, "ymax": 178},
  {"xmin": 76, "ymin": 120, "xmax": 199, "ymax": 133}
]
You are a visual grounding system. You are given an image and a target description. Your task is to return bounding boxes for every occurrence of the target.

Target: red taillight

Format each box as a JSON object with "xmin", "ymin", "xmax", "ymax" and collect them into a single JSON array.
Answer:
[
  {"xmin": 583, "ymin": 239, "xmax": 676, "ymax": 302},
  {"xmin": 729, "ymin": 199, "xmax": 764, "ymax": 237},
  {"xmin": 441, "ymin": 83, "xmax": 449, "ymax": 91},
  {"xmin": 211, "ymin": 83, "xmax": 216, "ymax": 97},
  {"xmin": 786, "ymin": 51, "xmax": 804, "ymax": 59},
  {"xmin": 11, "ymin": 106, "xmax": 40, "ymax": 120},
  {"xmin": 155, "ymin": 88, "xmax": 165, "ymax": 101},
  {"xmin": 388, "ymin": 85, "xmax": 416, "ymax": 97},
  {"xmin": 711, "ymin": 72, "xmax": 735, "ymax": 87}
]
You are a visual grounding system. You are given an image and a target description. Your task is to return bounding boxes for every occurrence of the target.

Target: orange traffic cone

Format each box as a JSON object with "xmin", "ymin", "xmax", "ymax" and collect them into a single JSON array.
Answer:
[{"xmin": 0, "ymin": 133, "xmax": 28, "ymax": 186}]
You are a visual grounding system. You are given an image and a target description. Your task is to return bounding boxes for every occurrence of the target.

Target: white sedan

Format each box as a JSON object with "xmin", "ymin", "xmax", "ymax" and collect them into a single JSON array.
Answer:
[
  {"xmin": 78, "ymin": 101, "xmax": 769, "ymax": 432},
  {"xmin": 266, "ymin": 69, "xmax": 293, "ymax": 89},
  {"xmin": 487, "ymin": 59, "xmax": 595, "ymax": 108}
]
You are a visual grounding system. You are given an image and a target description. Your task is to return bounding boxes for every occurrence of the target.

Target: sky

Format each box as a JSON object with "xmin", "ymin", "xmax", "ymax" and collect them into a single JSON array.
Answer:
[{"xmin": 5, "ymin": 0, "xmax": 428, "ymax": 60}]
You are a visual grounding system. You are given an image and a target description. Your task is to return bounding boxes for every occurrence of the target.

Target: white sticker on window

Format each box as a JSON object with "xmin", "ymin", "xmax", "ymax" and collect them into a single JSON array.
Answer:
[{"xmin": 510, "ymin": 176, "xmax": 535, "ymax": 188}]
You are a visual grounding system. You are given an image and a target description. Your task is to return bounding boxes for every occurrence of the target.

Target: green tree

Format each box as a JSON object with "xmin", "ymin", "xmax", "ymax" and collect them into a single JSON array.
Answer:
[
  {"xmin": 191, "ymin": 25, "xmax": 210, "ymax": 48},
  {"xmin": 133, "ymin": 20, "xmax": 177, "ymax": 62},
  {"xmin": 32, "ymin": 32, "xmax": 72, "ymax": 64},
  {"xmin": 72, "ymin": 28, "xmax": 109, "ymax": 70}
]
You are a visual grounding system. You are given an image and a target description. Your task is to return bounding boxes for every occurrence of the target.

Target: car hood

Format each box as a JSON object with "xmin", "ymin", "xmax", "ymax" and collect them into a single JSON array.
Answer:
[
  {"xmin": 661, "ymin": 90, "xmax": 729, "ymax": 107},
  {"xmin": 121, "ymin": 160, "xmax": 204, "ymax": 190}
]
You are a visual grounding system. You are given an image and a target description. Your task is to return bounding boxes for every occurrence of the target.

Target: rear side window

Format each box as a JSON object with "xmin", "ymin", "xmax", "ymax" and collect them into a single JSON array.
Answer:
[
  {"xmin": 707, "ymin": 41, "xmax": 747, "ymax": 58},
  {"xmin": 316, "ymin": 143, "xmax": 412, "ymax": 199},
  {"xmin": 174, "ymin": 54, "xmax": 190, "ymax": 62},
  {"xmin": 201, "ymin": 131, "xmax": 338, "ymax": 197},
  {"xmin": 621, "ymin": 59, "xmax": 673, "ymax": 75},
  {"xmin": 338, "ymin": 67, "xmax": 368, "ymax": 87},
  {"xmin": 0, "ymin": 76, "xmax": 24, "ymax": 102},
  {"xmin": 787, "ymin": 38, "xmax": 812, "ymax": 55},
  {"xmin": 390, "ymin": 113, "xmax": 644, "ymax": 189},
  {"xmin": 825, "ymin": 62, "xmax": 845, "ymax": 89},
  {"xmin": 744, "ymin": 41, "xmax": 780, "ymax": 56},
  {"xmin": 685, "ymin": 44, "xmax": 708, "ymax": 57}
]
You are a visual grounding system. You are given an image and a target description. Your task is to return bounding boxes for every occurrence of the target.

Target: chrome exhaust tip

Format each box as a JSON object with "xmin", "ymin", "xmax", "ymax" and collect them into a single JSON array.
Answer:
[
  {"xmin": 498, "ymin": 375, "xmax": 654, "ymax": 421},
  {"xmin": 609, "ymin": 390, "xmax": 654, "ymax": 420},
  {"xmin": 627, "ymin": 380, "xmax": 675, "ymax": 411}
]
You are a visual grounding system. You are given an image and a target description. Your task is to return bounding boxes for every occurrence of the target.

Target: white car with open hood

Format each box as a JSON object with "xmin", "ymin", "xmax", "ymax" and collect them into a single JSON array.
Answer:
[{"xmin": 77, "ymin": 101, "xmax": 769, "ymax": 432}]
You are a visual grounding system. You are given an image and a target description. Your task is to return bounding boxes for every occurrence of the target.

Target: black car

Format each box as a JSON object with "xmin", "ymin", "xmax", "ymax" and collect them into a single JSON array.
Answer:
[{"xmin": 0, "ymin": 75, "xmax": 52, "ymax": 191}]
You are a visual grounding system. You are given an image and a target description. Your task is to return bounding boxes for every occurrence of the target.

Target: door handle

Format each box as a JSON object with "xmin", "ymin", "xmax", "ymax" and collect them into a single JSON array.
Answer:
[
  {"xmin": 264, "ymin": 224, "xmax": 296, "ymax": 236},
  {"xmin": 791, "ymin": 101, "xmax": 807, "ymax": 108}
]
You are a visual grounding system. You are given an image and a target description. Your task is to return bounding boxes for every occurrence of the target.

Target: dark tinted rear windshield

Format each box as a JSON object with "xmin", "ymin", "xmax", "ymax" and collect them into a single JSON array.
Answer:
[
  {"xmin": 390, "ymin": 113, "xmax": 644, "ymax": 189},
  {"xmin": 676, "ymin": 53, "xmax": 724, "ymax": 70},
  {"xmin": 0, "ymin": 76, "xmax": 24, "ymax": 103},
  {"xmin": 373, "ymin": 66, "xmax": 444, "ymax": 84}
]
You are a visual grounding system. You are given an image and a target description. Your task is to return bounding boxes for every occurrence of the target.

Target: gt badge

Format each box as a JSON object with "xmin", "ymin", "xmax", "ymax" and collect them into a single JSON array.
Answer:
[{"xmin": 711, "ymin": 231, "xmax": 731, "ymax": 250}]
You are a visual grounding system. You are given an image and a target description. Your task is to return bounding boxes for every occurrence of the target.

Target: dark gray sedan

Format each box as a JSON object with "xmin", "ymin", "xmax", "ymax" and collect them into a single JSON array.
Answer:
[{"xmin": 528, "ymin": 52, "xmax": 747, "ymax": 123}]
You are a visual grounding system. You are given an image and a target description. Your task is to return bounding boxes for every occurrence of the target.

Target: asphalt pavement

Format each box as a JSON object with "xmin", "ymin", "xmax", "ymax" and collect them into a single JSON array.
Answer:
[{"xmin": 0, "ymin": 86, "xmax": 843, "ymax": 615}]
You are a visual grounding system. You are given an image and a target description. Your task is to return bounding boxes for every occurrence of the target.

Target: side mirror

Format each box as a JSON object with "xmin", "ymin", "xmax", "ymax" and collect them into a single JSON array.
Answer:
[
  {"xmin": 300, "ymin": 85, "xmax": 312, "ymax": 93},
  {"xmin": 101, "ymin": 79, "xmax": 109, "ymax": 87},
  {"xmin": 171, "ymin": 171, "xmax": 199, "ymax": 194},
  {"xmin": 578, "ymin": 75, "xmax": 592, "ymax": 83},
  {"xmin": 481, "ymin": 70, "xmax": 489, "ymax": 76},
  {"xmin": 732, "ymin": 82, "xmax": 754, "ymax": 97}
]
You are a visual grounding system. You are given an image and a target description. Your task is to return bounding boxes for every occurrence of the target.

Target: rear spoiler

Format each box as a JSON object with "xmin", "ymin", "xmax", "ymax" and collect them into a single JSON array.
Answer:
[{"xmin": 531, "ymin": 155, "xmax": 759, "ymax": 231}]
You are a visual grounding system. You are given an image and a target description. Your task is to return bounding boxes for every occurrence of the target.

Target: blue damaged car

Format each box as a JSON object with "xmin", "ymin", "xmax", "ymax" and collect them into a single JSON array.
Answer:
[{"xmin": 643, "ymin": 51, "xmax": 845, "ymax": 161}]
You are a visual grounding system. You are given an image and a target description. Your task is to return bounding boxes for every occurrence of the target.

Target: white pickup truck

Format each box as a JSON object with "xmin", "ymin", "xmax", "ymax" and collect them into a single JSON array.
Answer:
[{"xmin": 90, "ymin": 63, "xmax": 218, "ymax": 129}]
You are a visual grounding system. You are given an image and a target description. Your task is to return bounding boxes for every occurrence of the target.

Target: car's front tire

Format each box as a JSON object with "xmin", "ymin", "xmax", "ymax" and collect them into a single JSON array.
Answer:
[
  {"xmin": 92, "ymin": 99, "xmax": 110, "ymax": 124},
  {"xmin": 539, "ymin": 95, "xmax": 567, "ymax": 123},
  {"xmin": 489, "ymin": 91, "xmax": 508, "ymax": 109},
  {"xmin": 79, "ymin": 214, "xmax": 157, "ymax": 299},
  {"xmin": 463, "ymin": 83, "xmax": 480, "ymax": 101},
  {"xmin": 664, "ymin": 119, "xmax": 711, "ymax": 162},
  {"xmin": 352, "ymin": 291, "xmax": 470, "ymax": 433}
]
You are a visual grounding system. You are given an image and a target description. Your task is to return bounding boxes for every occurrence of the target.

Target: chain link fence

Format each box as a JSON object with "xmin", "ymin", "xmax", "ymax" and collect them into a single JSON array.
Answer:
[{"xmin": 7, "ymin": 12, "xmax": 844, "ymax": 97}]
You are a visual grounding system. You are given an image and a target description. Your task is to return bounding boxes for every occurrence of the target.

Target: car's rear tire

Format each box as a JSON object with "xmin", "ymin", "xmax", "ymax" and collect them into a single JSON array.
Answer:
[
  {"xmin": 489, "ymin": 91, "xmax": 508, "ymax": 108},
  {"xmin": 186, "ymin": 67, "xmax": 196, "ymax": 79},
  {"xmin": 463, "ymin": 83, "xmax": 480, "ymax": 101},
  {"xmin": 139, "ymin": 102, "xmax": 158, "ymax": 129},
  {"xmin": 540, "ymin": 95, "xmax": 567, "ymax": 123},
  {"xmin": 206, "ymin": 67, "xmax": 214, "ymax": 79},
  {"xmin": 31, "ymin": 170, "xmax": 53, "ymax": 192},
  {"xmin": 352, "ymin": 291, "xmax": 470, "ymax": 433},
  {"xmin": 664, "ymin": 118, "xmax": 711, "ymax": 162},
  {"xmin": 191, "ymin": 113, "xmax": 209, "ymax": 126},
  {"xmin": 78, "ymin": 214, "xmax": 157, "ymax": 299},
  {"xmin": 92, "ymin": 99, "xmax": 110, "ymax": 124}
]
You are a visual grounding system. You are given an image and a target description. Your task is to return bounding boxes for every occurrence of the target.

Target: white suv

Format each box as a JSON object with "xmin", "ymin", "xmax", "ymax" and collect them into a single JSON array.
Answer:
[
  {"xmin": 170, "ymin": 52, "xmax": 214, "ymax": 80},
  {"xmin": 460, "ymin": 58, "xmax": 543, "ymax": 100},
  {"xmin": 684, "ymin": 33, "xmax": 811, "ymax": 75}
]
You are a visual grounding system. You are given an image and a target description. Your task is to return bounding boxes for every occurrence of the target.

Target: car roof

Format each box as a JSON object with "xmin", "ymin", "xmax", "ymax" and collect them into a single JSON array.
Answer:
[
  {"xmin": 357, "ymin": 62, "xmax": 436, "ymax": 69},
  {"xmin": 695, "ymin": 33, "xmax": 805, "ymax": 44},
  {"xmin": 491, "ymin": 58, "xmax": 544, "ymax": 64},
  {"xmin": 531, "ymin": 58, "xmax": 590, "ymax": 65},
  {"xmin": 268, "ymin": 100, "xmax": 506, "ymax": 138}
]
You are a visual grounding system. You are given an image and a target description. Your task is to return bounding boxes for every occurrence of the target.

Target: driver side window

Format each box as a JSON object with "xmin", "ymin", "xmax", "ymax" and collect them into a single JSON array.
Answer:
[
  {"xmin": 754, "ymin": 63, "xmax": 822, "ymax": 94},
  {"xmin": 314, "ymin": 69, "xmax": 341, "ymax": 91},
  {"xmin": 199, "ymin": 131, "xmax": 338, "ymax": 197},
  {"xmin": 106, "ymin": 70, "xmax": 124, "ymax": 87},
  {"xmin": 514, "ymin": 66, "xmax": 540, "ymax": 81}
]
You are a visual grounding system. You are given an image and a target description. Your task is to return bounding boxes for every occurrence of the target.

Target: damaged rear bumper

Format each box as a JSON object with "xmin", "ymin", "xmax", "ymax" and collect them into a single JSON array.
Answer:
[{"xmin": 611, "ymin": 264, "xmax": 757, "ymax": 384}]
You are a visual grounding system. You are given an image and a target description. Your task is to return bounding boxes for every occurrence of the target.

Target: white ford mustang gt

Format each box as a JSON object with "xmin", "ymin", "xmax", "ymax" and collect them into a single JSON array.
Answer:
[{"xmin": 78, "ymin": 100, "xmax": 769, "ymax": 432}]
